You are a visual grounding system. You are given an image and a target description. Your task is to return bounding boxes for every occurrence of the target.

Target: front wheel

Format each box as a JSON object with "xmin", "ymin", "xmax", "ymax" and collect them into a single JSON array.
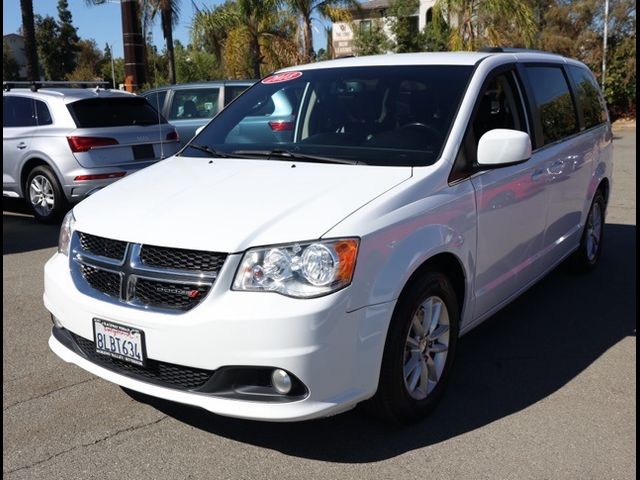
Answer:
[{"xmin": 365, "ymin": 271, "xmax": 460, "ymax": 423}]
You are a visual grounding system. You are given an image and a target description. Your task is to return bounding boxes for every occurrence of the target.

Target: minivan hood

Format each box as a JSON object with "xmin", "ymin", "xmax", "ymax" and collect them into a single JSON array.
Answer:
[{"xmin": 73, "ymin": 156, "xmax": 411, "ymax": 252}]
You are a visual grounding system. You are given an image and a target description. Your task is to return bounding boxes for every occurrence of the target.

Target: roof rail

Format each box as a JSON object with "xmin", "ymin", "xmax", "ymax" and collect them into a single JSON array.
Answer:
[
  {"xmin": 479, "ymin": 47, "xmax": 553, "ymax": 55},
  {"xmin": 3, "ymin": 80, "xmax": 109, "ymax": 92}
]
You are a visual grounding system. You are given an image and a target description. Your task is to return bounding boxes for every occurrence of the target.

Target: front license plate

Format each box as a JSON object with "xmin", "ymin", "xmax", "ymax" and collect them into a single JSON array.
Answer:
[{"xmin": 93, "ymin": 319, "xmax": 146, "ymax": 367}]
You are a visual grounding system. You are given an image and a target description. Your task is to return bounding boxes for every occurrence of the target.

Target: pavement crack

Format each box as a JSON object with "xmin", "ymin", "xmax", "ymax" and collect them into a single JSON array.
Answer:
[
  {"xmin": 3, "ymin": 415, "xmax": 168, "ymax": 476},
  {"xmin": 3, "ymin": 378, "xmax": 98, "ymax": 412}
]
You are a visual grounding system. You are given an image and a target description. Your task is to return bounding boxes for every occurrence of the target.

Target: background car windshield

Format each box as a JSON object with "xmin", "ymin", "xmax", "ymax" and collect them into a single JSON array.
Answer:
[{"xmin": 187, "ymin": 66, "xmax": 473, "ymax": 166}]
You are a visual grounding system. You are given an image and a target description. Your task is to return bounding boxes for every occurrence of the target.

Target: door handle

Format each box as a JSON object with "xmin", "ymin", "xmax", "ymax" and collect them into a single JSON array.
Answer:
[
  {"xmin": 17, "ymin": 142, "xmax": 27, "ymax": 150},
  {"xmin": 531, "ymin": 169, "xmax": 546, "ymax": 182},
  {"xmin": 547, "ymin": 160, "xmax": 565, "ymax": 175}
]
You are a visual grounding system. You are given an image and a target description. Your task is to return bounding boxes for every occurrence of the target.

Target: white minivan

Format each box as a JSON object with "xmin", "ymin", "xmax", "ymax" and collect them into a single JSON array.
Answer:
[{"xmin": 45, "ymin": 50, "xmax": 612, "ymax": 423}]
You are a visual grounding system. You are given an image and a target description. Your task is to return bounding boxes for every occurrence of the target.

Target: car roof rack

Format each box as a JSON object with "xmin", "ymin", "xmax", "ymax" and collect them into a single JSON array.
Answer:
[
  {"xmin": 3, "ymin": 80, "xmax": 109, "ymax": 92},
  {"xmin": 479, "ymin": 47, "xmax": 552, "ymax": 54}
]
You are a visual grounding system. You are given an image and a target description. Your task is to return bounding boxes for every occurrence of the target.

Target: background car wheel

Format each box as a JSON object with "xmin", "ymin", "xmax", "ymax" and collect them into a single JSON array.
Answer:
[
  {"xmin": 364, "ymin": 270, "xmax": 460, "ymax": 423},
  {"xmin": 26, "ymin": 166, "xmax": 67, "ymax": 223},
  {"xmin": 570, "ymin": 189, "xmax": 605, "ymax": 272}
]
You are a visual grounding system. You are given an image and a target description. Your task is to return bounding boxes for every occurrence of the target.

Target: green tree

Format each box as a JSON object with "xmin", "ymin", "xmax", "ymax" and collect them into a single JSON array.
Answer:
[
  {"xmin": 67, "ymin": 39, "xmax": 104, "ymax": 81},
  {"xmin": 352, "ymin": 19, "xmax": 393, "ymax": 56},
  {"xmin": 35, "ymin": 15, "xmax": 64, "ymax": 79},
  {"xmin": 3, "ymin": 41, "xmax": 21, "ymax": 80},
  {"xmin": 388, "ymin": 0, "xmax": 425, "ymax": 53},
  {"xmin": 434, "ymin": 0, "xmax": 536, "ymax": 50},
  {"xmin": 57, "ymin": 0, "xmax": 80, "ymax": 75},
  {"xmin": 285, "ymin": 0, "xmax": 355, "ymax": 63},
  {"xmin": 173, "ymin": 41, "xmax": 219, "ymax": 82}
]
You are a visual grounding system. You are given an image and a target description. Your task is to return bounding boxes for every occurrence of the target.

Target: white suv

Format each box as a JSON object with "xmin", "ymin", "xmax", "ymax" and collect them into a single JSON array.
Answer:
[{"xmin": 45, "ymin": 50, "xmax": 612, "ymax": 423}]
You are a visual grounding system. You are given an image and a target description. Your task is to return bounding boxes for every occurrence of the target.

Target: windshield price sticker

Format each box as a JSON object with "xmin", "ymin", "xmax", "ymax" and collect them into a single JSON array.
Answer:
[{"xmin": 262, "ymin": 71, "xmax": 303, "ymax": 84}]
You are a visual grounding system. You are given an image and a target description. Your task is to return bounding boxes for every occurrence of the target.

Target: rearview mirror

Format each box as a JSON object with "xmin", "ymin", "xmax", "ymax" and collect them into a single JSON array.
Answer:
[
  {"xmin": 195, "ymin": 125, "xmax": 205, "ymax": 137},
  {"xmin": 477, "ymin": 129, "xmax": 531, "ymax": 167}
]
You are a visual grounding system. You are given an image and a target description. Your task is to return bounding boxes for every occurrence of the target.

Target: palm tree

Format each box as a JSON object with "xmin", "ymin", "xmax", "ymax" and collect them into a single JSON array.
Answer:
[
  {"xmin": 192, "ymin": 0, "xmax": 299, "ymax": 79},
  {"xmin": 191, "ymin": 1, "xmax": 238, "ymax": 65},
  {"xmin": 144, "ymin": 0, "xmax": 180, "ymax": 84},
  {"xmin": 434, "ymin": 0, "xmax": 536, "ymax": 51},
  {"xmin": 285, "ymin": 0, "xmax": 355, "ymax": 63},
  {"xmin": 20, "ymin": 0, "xmax": 39, "ymax": 80}
]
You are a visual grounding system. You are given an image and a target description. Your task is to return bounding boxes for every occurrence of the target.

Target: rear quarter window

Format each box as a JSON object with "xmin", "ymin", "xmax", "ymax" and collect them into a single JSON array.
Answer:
[
  {"xmin": 67, "ymin": 97, "xmax": 166, "ymax": 128},
  {"xmin": 525, "ymin": 66, "xmax": 578, "ymax": 146},
  {"xmin": 568, "ymin": 65, "xmax": 608, "ymax": 129}
]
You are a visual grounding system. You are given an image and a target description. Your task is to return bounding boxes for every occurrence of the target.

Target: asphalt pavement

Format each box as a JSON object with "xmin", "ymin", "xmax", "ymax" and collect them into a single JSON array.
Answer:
[{"xmin": 3, "ymin": 129, "xmax": 636, "ymax": 480}]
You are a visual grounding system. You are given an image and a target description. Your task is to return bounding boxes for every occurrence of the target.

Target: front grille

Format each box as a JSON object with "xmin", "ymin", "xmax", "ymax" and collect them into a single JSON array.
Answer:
[
  {"xmin": 72, "ymin": 232, "xmax": 225, "ymax": 312},
  {"xmin": 78, "ymin": 232, "xmax": 127, "ymax": 261},
  {"xmin": 70, "ymin": 331, "xmax": 215, "ymax": 390},
  {"xmin": 134, "ymin": 279, "xmax": 211, "ymax": 311},
  {"xmin": 140, "ymin": 244, "xmax": 227, "ymax": 272},
  {"xmin": 80, "ymin": 264, "xmax": 121, "ymax": 298}
]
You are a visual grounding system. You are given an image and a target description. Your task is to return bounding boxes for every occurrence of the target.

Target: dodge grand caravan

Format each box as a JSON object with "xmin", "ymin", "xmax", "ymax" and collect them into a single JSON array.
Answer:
[{"xmin": 45, "ymin": 50, "xmax": 612, "ymax": 423}]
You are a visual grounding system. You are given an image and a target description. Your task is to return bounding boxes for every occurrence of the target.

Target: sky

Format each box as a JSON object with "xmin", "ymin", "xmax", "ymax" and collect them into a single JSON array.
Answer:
[{"xmin": 3, "ymin": 0, "xmax": 328, "ymax": 57}]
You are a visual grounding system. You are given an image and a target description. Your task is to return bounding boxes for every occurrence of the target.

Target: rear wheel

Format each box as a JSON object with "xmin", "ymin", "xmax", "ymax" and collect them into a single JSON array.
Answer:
[
  {"xmin": 365, "ymin": 271, "xmax": 460, "ymax": 423},
  {"xmin": 570, "ymin": 190, "xmax": 605, "ymax": 272},
  {"xmin": 26, "ymin": 166, "xmax": 67, "ymax": 223}
]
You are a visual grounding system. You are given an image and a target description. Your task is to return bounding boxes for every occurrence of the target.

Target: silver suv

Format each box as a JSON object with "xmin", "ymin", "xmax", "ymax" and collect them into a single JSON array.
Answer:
[{"xmin": 3, "ymin": 83, "xmax": 179, "ymax": 222}]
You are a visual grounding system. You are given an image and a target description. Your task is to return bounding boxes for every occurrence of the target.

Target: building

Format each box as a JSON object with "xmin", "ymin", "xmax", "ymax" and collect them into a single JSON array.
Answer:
[
  {"xmin": 331, "ymin": 0, "xmax": 437, "ymax": 58},
  {"xmin": 3, "ymin": 33, "xmax": 27, "ymax": 79}
]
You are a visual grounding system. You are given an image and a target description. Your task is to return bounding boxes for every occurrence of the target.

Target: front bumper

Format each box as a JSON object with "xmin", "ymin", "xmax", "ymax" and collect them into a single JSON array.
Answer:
[{"xmin": 44, "ymin": 252, "xmax": 395, "ymax": 421}]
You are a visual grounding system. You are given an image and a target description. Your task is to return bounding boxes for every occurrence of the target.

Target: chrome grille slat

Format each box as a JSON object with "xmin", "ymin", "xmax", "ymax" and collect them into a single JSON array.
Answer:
[{"xmin": 71, "ymin": 232, "xmax": 226, "ymax": 313}]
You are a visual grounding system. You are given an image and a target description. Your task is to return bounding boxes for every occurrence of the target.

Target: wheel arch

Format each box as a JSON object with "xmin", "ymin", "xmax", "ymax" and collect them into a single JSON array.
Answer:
[{"xmin": 20, "ymin": 157, "xmax": 60, "ymax": 197}]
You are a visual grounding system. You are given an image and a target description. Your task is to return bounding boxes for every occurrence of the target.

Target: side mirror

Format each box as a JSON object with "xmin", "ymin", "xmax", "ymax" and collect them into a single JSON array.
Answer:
[
  {"xmin": 477, "ymin": 129, "xmax": 532, "ymax": 167},
  {"xmin": 195, "ymin": 125, "xmax": 205, "ymax": 137}
]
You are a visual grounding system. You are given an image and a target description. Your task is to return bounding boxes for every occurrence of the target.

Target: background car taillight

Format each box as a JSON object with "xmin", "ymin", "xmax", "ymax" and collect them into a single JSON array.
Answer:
[
  {"xmin": 166, "ymin": 130, "xmax": 179, "ymax": 141},
  {"xmin": 67, "ymin": 136, "xmax": 119, "ymax": 153},
  {"xmin": 268, "ymin": 121, "xmax": 295, "ymax": 131}
]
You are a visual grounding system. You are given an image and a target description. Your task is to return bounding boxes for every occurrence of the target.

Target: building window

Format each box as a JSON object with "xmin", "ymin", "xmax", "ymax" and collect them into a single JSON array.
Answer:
[
  {"xmin": 426, "ymin": 8, "xmax": 433, "ymax": 24},
  {"xmin": 359, "ymin": 20, "xmax": 372, "ymax": 35}
]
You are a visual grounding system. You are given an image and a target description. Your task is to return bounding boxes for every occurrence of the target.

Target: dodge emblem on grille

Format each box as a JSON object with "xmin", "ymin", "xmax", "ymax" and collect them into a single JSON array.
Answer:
[{"xmin": 156, "ymin": 286, "xmax": 200, "ymax": 298}]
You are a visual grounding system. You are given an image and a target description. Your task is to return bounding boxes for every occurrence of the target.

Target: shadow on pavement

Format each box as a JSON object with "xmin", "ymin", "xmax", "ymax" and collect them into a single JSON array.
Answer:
[
  {"xmin": 3, "ymin": 199, "xmax": 60, "ymax": 255},
  {"xmin": 125, "ymin": 222, "xmax": 635, "ymax": 462}
]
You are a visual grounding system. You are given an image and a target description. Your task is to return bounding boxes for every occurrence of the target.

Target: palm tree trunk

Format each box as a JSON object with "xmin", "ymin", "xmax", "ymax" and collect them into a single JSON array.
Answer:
[
  {"xmin": 303, "ymin": 14, "xmax": 313, "ymax": 63},
  {"xmin": 161, "ymin": 9, "xmax": 176, "ymax": 84},
  {"xmin": 20, "ymin": 0, "xmax": 39, "ymax": 81},
  {"xmin": 249, "ymin": 32, "xmax": 261, "ymax": 78}
]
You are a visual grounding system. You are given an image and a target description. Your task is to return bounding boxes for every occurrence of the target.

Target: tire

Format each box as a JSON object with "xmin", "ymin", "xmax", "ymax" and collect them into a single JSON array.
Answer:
[
  {"xmin": 570, "ymin": 190, "xmax": 605, "ymax": 273},
  {"xmin": 25, "ymin": 166, "xmax": 67, "ymax": 223},
  {"xmin": 365, "ymin": 270, "xmax": 460, "ymax": 424}
]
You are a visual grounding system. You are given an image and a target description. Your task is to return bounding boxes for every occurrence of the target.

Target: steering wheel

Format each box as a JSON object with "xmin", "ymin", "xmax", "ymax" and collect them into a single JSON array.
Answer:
[{"xmin": 400, "ymin": 122, "xmax": 441, "ymax": 139}]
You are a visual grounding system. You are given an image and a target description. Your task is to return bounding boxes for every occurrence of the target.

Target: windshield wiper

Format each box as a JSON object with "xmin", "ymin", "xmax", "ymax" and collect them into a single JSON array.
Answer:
[
  {"xmin": 183, "ymin": 143, "xmax": 233, "ymax": 158},
  {"xmin": 232, "ymin": 149, "xmax": 359, "ymax": 165}
]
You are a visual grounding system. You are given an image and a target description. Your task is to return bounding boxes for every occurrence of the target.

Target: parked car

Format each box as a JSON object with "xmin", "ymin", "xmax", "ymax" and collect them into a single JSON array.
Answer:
[
  {"xmin": 141, "ymin": 80, "xmax": 255, "ymax": 146},
  {"xmin": 45, "ymin": 50, "xmax": 612, "ymax": 423},
  {"xmin": 3, "ymin": 82, "xmax": 179, "ymax": 222}
]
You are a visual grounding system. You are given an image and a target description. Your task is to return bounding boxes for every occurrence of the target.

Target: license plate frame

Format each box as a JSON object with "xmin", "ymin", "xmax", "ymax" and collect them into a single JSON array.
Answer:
[
  {"xmin": 132, "ymin": 143, "xmax": 155, "ymax": 160},
  {"xmin": 93, "ymin": 318, "xmax": 147, "ymax": 367}
]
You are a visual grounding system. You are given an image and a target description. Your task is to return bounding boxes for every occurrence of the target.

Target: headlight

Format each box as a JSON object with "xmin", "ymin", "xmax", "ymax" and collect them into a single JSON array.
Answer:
[
  {"xmin": 233, "ymin": 239, "xmax": 359, "ymax": 298},
  {"xmin": 58, "ymin": 210, "xmax": 75, "ymax": 256}
]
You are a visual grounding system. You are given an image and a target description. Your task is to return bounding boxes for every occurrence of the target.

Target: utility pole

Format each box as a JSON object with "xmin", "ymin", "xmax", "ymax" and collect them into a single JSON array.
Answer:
[
  {"xmin": 107, "ymin": 43, "xmax": 116, "ymax": 89},
  {"xmin": 602, "ymin": 0, "xmax": 609, "ymax": 89},
  {"xmin": 120, "ymin": 0, "xmax": 146, "ymax": 92}
]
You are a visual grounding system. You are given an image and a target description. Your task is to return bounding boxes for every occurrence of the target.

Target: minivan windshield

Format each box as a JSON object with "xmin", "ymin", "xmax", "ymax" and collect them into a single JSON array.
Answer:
[{"xmin": 182, "ymin": 65, "xmax": 473, "ymax": 166}]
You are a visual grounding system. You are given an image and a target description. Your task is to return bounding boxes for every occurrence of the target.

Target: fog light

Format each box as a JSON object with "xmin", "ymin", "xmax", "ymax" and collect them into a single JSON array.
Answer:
[
  {"xmin": 271, "ymin": 369, "xmax": 292, "ymax": 394},
  {"xmin": 51, "ymin": 314, "xmax": 62, "ymax": 328}
]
